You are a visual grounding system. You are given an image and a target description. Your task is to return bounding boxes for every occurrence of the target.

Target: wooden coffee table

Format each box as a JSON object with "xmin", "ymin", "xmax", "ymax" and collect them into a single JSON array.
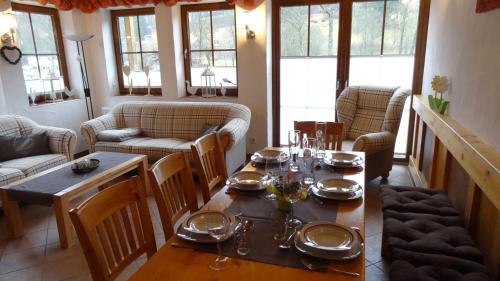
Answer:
[{"xmin": 0, "ymin": 152, "xmax": 149, "ymax": 249}]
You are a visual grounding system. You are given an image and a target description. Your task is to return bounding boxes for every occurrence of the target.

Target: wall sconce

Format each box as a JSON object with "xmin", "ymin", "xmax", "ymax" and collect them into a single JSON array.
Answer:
[{"xmin": 241, "ymin": 11, "xmax": 255, "ymax": 40}]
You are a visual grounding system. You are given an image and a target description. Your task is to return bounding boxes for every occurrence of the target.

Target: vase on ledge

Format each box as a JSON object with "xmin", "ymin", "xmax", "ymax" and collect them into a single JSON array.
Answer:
[{"xmin": 428, "ymin": 95, "xmax": 449, "ymax": 114}]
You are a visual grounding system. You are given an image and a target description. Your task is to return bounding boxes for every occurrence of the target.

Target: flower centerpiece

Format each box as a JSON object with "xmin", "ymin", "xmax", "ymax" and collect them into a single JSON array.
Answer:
[
  {"xmin": 123, "ymin": 64, "xmax": 133, "ymax": 95},
  {"xmin": 429, "ymin": 75, "xmax": 450, "ymax": 114},
  {"xmin": 266, "ymin": 171, "xmax": 307, "ymax": 211}
]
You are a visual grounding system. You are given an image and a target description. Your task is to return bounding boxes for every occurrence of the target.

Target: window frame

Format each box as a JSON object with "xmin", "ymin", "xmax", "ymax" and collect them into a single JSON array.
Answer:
[
  {"xmin": 110, "ymin": 8, "xmax": 161, "ymax": 96},
  {"xmin": 180, "ymin": 2, "xmax": 238, "ymax": 97},
  {"xmin": 11, "ymin": 3, "xmax": 70, "ymax": 96}
]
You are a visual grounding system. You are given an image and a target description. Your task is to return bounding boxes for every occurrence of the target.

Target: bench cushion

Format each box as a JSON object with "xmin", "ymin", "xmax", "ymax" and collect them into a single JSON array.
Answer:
[
  {"xmin": 390, "ymin": 260, "xmax": 491, "ymax": 281},
  {"xmin": 380, "ymin": 185, "xmax": 460, "ymax": 216}
]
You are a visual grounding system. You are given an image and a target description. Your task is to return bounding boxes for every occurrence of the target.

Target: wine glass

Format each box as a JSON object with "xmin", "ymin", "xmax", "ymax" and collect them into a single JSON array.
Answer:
[
  {"xmin": 264, "ymin": 158, "xmax": 277, "ymax": 200},
  {"xmin": 315, "ymin": 122, "xmax": 326, "ymax": 159},
  {"xmin": 282, "ymin": 182, "xmax": 305, "ymax": 227},
  {"xmin": 208, "ymin": 215, "xmax": 231, "ymax": 271},
  {"xmin": 288, "ymin": 130, "xmax": 300, "ymax": 172}
]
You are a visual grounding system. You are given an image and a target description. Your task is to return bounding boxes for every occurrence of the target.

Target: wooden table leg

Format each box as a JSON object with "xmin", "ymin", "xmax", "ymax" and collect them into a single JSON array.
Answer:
[
  {"xmin": 137, "ymin": 158, "xmax": 151, "ymax": 195},
  {"xmin": 53, "ymin": 196, "xmax": 74, "ymax": 249},
  {"xmin": 0, "ymin": 189, "xmax": 23, "ymax": 238}
]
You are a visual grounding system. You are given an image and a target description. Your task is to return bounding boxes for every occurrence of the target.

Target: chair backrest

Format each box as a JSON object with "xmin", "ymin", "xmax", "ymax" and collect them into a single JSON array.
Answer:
[
  {"xmin": 148, "ymin": 152, "xmax": 198, "ymax": 240},
  {"xmin": 293, "ymin": 121, "xmax": 317, "ymax": 147},
  {"xmin": 69, "ymin": 177, "xmax": 156, "ymax": 281},
  {"xmin": 336, "ymin": 86, "xmax": 409, "ymax": 140},
  {"xmin": 324, "ymin": 122, "xmax": 344, "ymax": 151},
  {"xmin": 191, "ymin": 133, "xmax": 228, "ymax": 204}
]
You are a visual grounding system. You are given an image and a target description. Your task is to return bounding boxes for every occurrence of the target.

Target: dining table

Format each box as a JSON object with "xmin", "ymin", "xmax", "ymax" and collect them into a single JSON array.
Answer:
[{"xmin": 129, "ymin": 149, "xmax": 366, "ymax": 281}]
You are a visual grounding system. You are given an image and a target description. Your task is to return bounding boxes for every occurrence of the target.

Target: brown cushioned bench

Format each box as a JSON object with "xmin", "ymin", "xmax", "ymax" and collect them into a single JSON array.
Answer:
[{"xmin": 379, "ymin": 186, "xmax": 492, "ymax": 281}]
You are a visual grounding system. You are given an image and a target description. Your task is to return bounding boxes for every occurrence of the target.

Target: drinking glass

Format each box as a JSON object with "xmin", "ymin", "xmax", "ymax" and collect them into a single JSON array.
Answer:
[
  {"xmin": 315, "ymin": 122, "xmax": 326, "ymax": 159},
  {"xmin": 208, "ymin": 215, "xmax": 231, "ymax": 271},
  {"xmin": 282, "ymin": 182, "xmax": 305, "ymax": 227},
  {"xmin": 302, "ymin": 138, "xmax": 316, "ymax": 186},
  {"xmin": 265, "ymin": 158, "xmax": 277, "ymax": 201}
]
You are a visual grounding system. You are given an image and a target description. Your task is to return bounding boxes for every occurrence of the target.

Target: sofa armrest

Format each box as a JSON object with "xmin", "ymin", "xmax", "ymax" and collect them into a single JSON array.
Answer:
[
  {"xmin": 353, "ymin": 131, "xmax": 395, "ymax": 155},
  {"xmin": 218, "ymin": 118, "xmax": 249, "ymax": 149},
  {"xmin": 80, "ymin": 115, "xmax": 118, "ymax": 152},
  {"xmin": 36, "ymin": 125, "xmax": 77, "ymax": 161}
]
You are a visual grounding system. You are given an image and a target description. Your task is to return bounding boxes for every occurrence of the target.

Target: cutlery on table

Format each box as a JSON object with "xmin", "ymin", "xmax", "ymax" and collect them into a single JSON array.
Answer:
[{"xmin": 300, "ymin": 259, "xmax": 360, "ymax": 277}]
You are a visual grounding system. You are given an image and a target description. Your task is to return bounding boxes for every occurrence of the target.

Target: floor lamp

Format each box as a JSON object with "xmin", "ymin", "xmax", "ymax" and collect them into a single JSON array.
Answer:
[{"xmin": 64, "ymin": 34, "xmax": 95, "ymax": 119}]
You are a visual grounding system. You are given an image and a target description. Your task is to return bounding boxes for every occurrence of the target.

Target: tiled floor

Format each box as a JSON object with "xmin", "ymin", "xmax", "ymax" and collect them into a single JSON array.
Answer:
[{"xmin": 0, "ymin": 164, "xmax": 414, "ymax": 281}]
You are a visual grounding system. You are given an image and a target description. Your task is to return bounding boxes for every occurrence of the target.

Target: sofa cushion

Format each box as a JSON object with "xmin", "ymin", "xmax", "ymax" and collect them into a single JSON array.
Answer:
[
  {"xmin": 94, "ymin": 137, "xmax": 152, "ymax": 154},
  {"xmin": 97, "ymin": 128, "xmax": 142, "ymax": 142},
  {"xmin": 130, "ymin": 138, "xmax": 188, "ymax": 162},
  {"xmin": 1, "ymin": 154, "xmax": 67, "ymax": 177},
  {"xmin": 0, "ymin": 115, "xmax": 21, "ymax": 137},
  {"xmin": 0, "ymin": 168, "xmax": 25, "ymax": 186},
  {"xmin": 349, "ymin": 108, "xmax": 387, "ymax": 140},
  {"xmin": 0, "ymin": 132, "xmax": 51, "ymax": 162},
  {"xmin": 390, "ymin": 260, "xmax": 491, "ymax": 281},
  {"xmin": 380, "ymin": 186, "xmax": 460, "ymax": 216}
]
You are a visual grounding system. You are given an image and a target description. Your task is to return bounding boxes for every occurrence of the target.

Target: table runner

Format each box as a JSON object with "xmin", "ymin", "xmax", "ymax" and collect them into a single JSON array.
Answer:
[{"xmin": 7, "ymin": 152, "xmax": 140, "ymax": 205}]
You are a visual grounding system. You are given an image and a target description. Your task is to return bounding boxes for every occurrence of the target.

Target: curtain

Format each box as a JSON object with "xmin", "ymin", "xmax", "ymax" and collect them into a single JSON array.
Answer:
[
  {"xmin": 36, "ymin": 0, "xmax": 239, "ymax": 13},
  {"xmin": 476, "ymin": 0, "xmax": 500, "ymax": 13}
]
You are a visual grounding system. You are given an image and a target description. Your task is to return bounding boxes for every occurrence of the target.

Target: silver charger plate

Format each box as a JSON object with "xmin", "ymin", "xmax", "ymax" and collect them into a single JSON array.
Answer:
[
  {"xmin": 312, "ymin": 178, "xmax": 363, "ymax": 200},
  {"xmin": 176, "ymin": 211, "xmax": 240, "ymax": 243},
  {"xmin": 323, "ymin": 152, "xmax": 362, "ymax": 168},
  {"xmin": 294, "ymin": 222, "xmax": 362, "ymax": 260},
  {"xmin": 227, "ymin": 171, "xmax": 268, "ymax": 191},
  {"xmin": 251, "ymin": 149, "xmax": 289, "ymax": 164}
]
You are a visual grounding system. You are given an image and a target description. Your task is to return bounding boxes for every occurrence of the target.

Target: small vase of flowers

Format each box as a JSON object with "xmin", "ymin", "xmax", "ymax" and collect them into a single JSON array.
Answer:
[{"xmin": 429, "ymin": 75, "xmax": 450, "ymax": 114}]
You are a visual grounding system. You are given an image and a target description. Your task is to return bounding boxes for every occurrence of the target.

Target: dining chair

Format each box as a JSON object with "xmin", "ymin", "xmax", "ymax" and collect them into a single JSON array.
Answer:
[
  {"xmin": 191, "ymin": 132, "xmax": 228, "ymax": 204},
  {"xmin": 69, "ymin": 176, "xmax": 156, "ymax": 281},
  {"xmin": 324, "ymin": 122, "xmax": 344, "ymax": 151},
  {"xmin": 148, "ymin": 152, "xmax": 198, "ymax": 240}
]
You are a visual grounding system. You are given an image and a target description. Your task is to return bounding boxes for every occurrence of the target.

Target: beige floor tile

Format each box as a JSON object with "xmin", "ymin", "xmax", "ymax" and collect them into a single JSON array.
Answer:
[
  {"xmin": 42, "ymin": 254, "xmax": 89, "ymax": 281},
  {"xmin": 0, "ymin": 246, "xmax": 45, "ymax": 275},
  {"xmin": 3, "ymin": 230, "xmax": 47, "ymax": 255},
  {"xmin": 365, "ymin": 263, "xmax": 389, "ymax": 281},
  {"xmin": 0, "ymin": 265, "xmax": 43, "ymax": 281},
  {"xmin": 61, "ymin": 272, "xmax": 92, "ymax": 281},
  {"xmin": 44, "ymin": 242, "xmax": 83, "ymax": 264}
]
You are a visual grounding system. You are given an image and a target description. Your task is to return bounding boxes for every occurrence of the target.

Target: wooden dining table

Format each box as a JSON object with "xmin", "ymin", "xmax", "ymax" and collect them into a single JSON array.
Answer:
[{"xmin": 130, "ymin": 150, "xmax": 366, "ymax": 281}]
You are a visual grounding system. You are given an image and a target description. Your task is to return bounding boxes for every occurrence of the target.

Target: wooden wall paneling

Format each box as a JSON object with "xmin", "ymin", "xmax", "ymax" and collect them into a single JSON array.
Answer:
[
  {"xmin": 464, "ymin": 180, "xmax": 480, "ymax": 231},
  {"xmin": 417, "ymin": 118, "xmax": 426, "ymax": 172},
  {"xmin": 429, "ymin": 139, "xmax": 451, "ymax": 190},
  {"xmin": 421, "ymin": 125, "xmax": 434, "ymax": 181},
  {"xmin": 413, "ymin": 96, "xmax": 500, "ymax": 210},
  {"xmin": 473, "ymin": 193, "xmax": 500, "ymax": 278},
  {"xmin": 446, "ymin": 155, "xmax": 472, "ymax": 216},
  {"xmin": 412, "ymin": 114, "xmax": 420, "ymax": 159}
]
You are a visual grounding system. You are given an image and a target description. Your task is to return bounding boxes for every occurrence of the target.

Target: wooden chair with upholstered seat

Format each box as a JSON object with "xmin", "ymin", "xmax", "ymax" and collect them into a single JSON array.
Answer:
[
  {"xmin": 293, "ymin": 121, "xmax": 317, "ymax": 146},
  {"xmin": 148, "ymin": 152, "xmax": 198, "ymax": 240},
  {"xmin": 294, "ymin": 121, "xmax": 343, "ymax": 151},
  {"xmin": 69, "ymin": 176, "xmax": 156, "ymax": 281},
  {"xmin": 191, "ymin": 133, "xmax": 228, "ymax": 204}
]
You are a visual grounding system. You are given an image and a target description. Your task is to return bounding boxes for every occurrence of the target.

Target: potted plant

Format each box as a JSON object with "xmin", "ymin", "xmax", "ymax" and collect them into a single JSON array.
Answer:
[{"xmin": 429, "ymin": 75, "xmax": 450, "ymax": 114}]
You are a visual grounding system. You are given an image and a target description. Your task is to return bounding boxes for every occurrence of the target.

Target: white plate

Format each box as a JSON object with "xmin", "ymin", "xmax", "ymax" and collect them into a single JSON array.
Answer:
[
  {"xmin": 323, "ymin": 152, "xmax": 362, "ymax": 168},
  {"xmin": 177, "ymin": 211, "xmax": 240, "ymax": 243},
  {"xmin": 316, "ymin": 178, "xmax": 360, "ymax": 194},
  {"xmin": 227, "ymin": 171, "xmax": 268, "ymax": 190},
  {"xmin": 294, "ymin": 222, "xmax": 362, "ymax": 260},
  {"xmin": 251, "ymin": 149, "xmax": 289, "ymax": 164},
  {"xmin": 182, "ymin": 211, "xmax": 232, "ymax": 235},
  {"xmin": 311, "ymin": 185, "xmax": 363, "ymax": 200}
]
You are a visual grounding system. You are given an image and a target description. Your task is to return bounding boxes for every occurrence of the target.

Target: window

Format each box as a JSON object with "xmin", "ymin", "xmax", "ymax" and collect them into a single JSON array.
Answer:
[
  {"xmin": 181, "ymin": 3, "xmax": 238, "ymax": 96},
  {"xmin": 12, "ymin": 3, "xmax": 69, "ymax": 104},
  {"xmin": 111, "ymin": 8, "xmax": 161, "ymax": 95}
]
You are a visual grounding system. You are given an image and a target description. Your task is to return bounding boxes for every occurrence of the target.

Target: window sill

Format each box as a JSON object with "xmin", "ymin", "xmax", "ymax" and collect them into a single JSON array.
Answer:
[
  {"xmin": 180, "ymin": 95, "xmax": 238, "ymax": 101},
  {"xmin": 29, "ymin": 98, "xmax": 82, "ymax": 108}
]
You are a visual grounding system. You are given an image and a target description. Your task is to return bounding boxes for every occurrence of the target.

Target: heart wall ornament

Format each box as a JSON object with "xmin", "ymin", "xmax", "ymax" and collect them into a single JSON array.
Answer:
[{"xmin": 0, "ymin": 46, "xmax": 23, "ymax": 65}]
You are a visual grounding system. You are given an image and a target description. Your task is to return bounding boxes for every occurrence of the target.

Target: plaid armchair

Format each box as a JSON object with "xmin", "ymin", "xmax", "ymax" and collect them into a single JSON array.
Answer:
[{"xmin": 337, "ymin": 86, "xmax": 410, "ymax": 181}]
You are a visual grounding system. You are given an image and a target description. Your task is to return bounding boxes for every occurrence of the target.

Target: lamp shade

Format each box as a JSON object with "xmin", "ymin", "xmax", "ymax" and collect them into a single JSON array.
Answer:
[{"xmin": 64, "ymin": 34, "xmax": 94, "ymax": 42}]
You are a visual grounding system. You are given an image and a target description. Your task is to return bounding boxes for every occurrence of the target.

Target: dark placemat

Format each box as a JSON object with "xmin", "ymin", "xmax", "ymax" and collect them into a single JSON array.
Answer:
[
  {"xmin": 7, "ymin": 152, "xmax": 141, "ymax": 205},
  {"xmin": 182, "ymin": 218, "xmax": 325, "ymax": 270},
  {"xmin": 225, "ymin": 191, "xmax": 338, "ymax": 223}
]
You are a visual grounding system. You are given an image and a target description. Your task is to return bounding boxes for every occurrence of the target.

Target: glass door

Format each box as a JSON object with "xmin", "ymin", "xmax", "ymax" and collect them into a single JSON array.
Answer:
[
  {"xmin": 278, "ymin": 2, "xmax": 340, "ymax": 145},
  {"xmin": 348, "ymin": 0, "xmax": 420, "ymax": 156}
]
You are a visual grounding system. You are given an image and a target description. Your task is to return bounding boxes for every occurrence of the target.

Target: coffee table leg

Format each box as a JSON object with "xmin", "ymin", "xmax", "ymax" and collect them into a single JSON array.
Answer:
[
  {"xmin": 53, "ymin": 196, "xmax": 74, "ymax": 249},
  {"xmin": 0, "ymin": 189, "xmax": 23, "ymax": 238}
]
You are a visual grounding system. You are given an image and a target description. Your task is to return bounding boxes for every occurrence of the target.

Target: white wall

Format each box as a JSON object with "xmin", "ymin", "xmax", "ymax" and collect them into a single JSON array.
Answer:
[
  {"xmin": 81, "ymin": 1, "xmax": 272, "ymax": 153},
  {"xmin": 422, "ymin": 0, "xmax": 500, "ymax": 151}
]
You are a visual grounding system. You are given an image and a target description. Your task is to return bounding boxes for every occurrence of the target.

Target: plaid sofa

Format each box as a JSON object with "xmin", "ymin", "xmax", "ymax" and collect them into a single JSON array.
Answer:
[
  {"xmin": 80, "ymin": 102, "xmax": 251, "ymax": 174},
  {"xmin": 0, "ymin": 115, "xmax": 77, "ymax": 187},
  {"xmin": 337, "ymin": 86, "xmax": 410, "ymax": 181}
]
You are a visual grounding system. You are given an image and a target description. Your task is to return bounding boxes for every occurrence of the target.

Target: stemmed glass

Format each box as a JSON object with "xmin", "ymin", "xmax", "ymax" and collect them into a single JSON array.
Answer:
[
  {"xmin": 265, "ymin": 152, "xmax": 288, "ymax": 201},
  {"xmin": 288, "ymin": 130, "xmax": 300, "ymax": 172},
  {"xmin": 315, "ymin": 122, "xmax": 326, "ymax": 159},
  {"xmin": 282, "ymin": 182, "xmax": 306, "ymax": 227},
  {"xmin": 207, "ymin": 215, "xmax": 231, "ymax": 271}
]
